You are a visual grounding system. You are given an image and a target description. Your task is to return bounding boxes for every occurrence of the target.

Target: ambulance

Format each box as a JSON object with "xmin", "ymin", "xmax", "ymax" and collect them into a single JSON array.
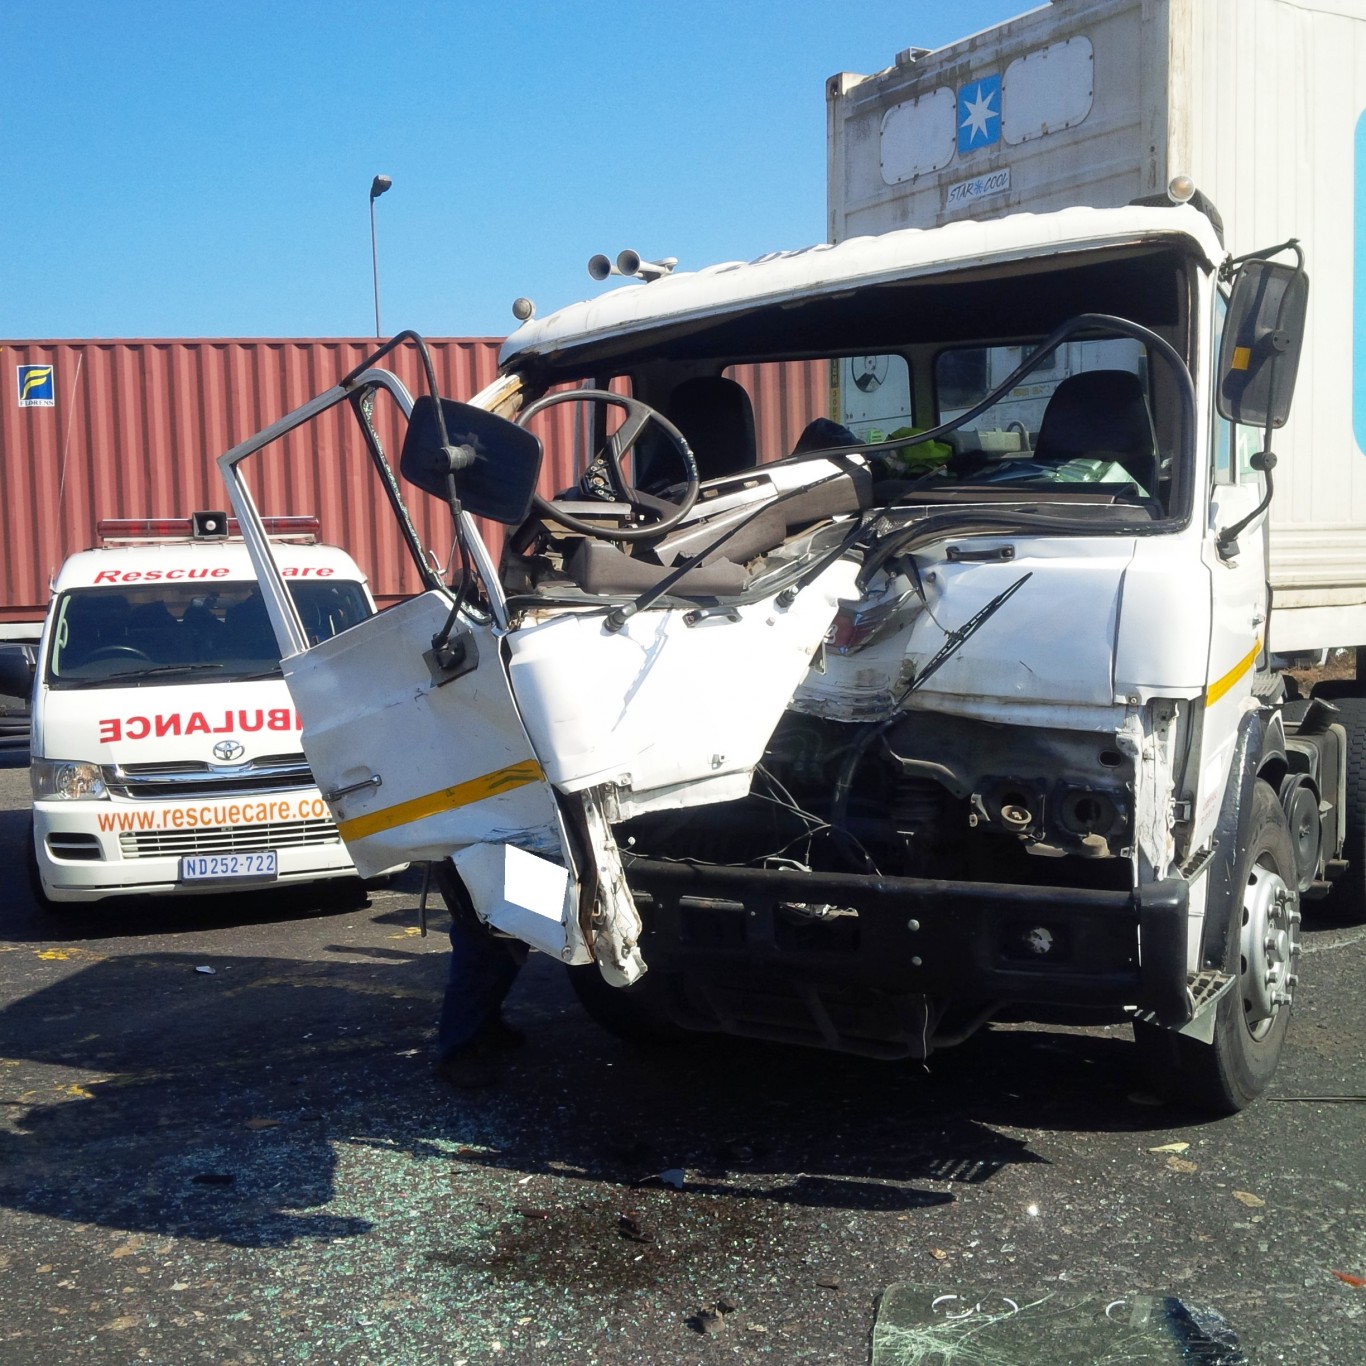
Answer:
[{"xmin": 25, "ymin": 513, "xmax": 374, "ymax": 905}]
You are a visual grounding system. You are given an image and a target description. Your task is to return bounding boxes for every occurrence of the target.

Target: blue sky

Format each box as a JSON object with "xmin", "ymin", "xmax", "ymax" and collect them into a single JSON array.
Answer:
[{"xmin": 3, "ymin": 1, "xmax": 1033, "ymax": 341}]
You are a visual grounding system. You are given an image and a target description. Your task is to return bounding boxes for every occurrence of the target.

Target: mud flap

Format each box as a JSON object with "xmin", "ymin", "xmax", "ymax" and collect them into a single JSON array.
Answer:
[{"xmin": 1137, "ymin": 876, "xmax": 1192, "ymax": 1027}]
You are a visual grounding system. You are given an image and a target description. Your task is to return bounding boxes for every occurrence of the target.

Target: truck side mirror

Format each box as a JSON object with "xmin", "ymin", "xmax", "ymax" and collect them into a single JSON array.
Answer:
[
  {"xmin": 1217, "ymin": 258, "xmax": 1309, "ymax": 430},
  {"xmin": 400, "ymin": 396, "xmax": 544, "ymax": 525},
  {"xmin": 0, "ymin": 643, "xmax": 36, "ymax": 699}
]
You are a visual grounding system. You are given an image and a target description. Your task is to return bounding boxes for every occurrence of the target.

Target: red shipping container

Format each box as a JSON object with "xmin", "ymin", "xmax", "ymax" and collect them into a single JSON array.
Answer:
[{"xmin": 1, "ymin": 337, "xmax": 827, "ymax": 631}]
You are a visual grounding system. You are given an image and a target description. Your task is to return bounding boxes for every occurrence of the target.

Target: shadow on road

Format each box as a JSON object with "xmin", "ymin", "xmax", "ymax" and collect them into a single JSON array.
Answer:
[
  {"xmin": 0, "ymin": 921, "xmax": 1185, "ymax": 1253},
  {"xmin": 0, "ymin": 758, "xmax": 1198, "ymax": 1257}
]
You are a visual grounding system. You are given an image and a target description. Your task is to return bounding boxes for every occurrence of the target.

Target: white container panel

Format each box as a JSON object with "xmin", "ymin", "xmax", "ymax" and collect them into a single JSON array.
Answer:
[
  {"xmin": 1002, "ymin": 37, "xmax": 1095, "ymax": 145},
  {"xmin": 881, "ymin": 87, "xmax": 957, "ymax": 185}
]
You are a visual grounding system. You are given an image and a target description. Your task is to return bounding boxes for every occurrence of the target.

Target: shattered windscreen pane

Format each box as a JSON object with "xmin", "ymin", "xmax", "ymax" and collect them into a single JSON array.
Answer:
[{"xmin": 871, "ymin": 1284, "xmax": 1246, "ymax": 1366}]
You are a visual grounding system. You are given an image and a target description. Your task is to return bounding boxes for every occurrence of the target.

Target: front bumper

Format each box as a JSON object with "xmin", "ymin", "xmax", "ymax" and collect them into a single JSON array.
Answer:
[
  {"xmin": 32, "ymin": 796, "xmax": 356, "ymax": 902},
  {"xmin": 625, "ymin": 857, "xmax": 1191, "ymax": 1028}
]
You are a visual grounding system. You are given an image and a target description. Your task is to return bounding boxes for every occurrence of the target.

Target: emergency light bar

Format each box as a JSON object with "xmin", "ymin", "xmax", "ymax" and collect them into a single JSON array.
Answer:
[{"xmin": 96, "ymin": 513, "xmax": 320, "ymax": 544}]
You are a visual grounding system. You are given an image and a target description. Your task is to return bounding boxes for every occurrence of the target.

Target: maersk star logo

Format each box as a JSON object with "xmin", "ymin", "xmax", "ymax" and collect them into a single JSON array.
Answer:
[{"xmin": 957, "ymin": 75, "xmax": 1002, "ymax": 155}]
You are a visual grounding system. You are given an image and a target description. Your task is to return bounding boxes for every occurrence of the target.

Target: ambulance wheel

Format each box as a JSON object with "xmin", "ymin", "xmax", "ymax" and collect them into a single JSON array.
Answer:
[{"xmin": 1134, "ymin": 781, "xmax": 1298, "ymax": 1114}]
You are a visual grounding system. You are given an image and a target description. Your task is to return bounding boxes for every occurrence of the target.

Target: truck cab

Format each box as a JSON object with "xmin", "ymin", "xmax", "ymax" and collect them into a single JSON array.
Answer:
[
  {"xmin": 22, "ymin": 514, "xmax": 375, "ymax": 905},
  {"xmin": 214, "ymin": 188, "xmax": 1318, "ymax": 1115}
]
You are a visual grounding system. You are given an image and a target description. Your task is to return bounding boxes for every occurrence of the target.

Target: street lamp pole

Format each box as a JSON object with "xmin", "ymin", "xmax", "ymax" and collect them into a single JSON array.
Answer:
[{"xmin": 369, "ymin": 175, "xmax": 392, "ymax": 338}]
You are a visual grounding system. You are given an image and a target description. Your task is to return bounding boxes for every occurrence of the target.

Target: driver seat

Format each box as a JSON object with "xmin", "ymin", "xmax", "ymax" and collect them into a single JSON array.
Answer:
[{"xmin": 636, "ymin": 376, "xmax": 757, "ymax": 489}]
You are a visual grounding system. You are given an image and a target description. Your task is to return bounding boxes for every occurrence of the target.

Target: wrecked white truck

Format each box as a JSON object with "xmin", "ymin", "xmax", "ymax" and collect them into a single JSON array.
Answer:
[{"xmin": 218, "ymin": 190, "xmax": 1324, "ymax": 1114}]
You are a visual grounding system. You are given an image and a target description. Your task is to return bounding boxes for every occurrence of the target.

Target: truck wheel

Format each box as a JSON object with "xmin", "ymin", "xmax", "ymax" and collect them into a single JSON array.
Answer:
[
  {"xmin": 566, "ymin": 963, "xmax": 694, "ymax": 1047},
  {"xmin": 1135, "ymin": 781, "xmax": 1299, "ymax": 1114},
  {"xmin": 1321, "ymin": 692, "xmax": 1366, "ymax": 919}
]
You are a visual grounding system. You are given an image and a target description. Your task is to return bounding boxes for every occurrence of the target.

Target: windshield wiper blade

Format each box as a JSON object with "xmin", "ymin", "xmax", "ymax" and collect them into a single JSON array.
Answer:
[
  {"xmin": 908, "ymin": 571, "xmax": 1033, "ymax": 693},
  {"xmin": 53, "ymin": 662, "xmax": 224, "ymax": 689},
  {"xmin": 117, "ymin": 663, "xmax": 226, "ymax": 681}
]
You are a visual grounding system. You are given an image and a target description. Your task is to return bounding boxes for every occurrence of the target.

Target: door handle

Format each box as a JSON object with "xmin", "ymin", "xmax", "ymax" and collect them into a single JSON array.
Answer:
[{"xmin": 326, "ymin": 774, "xmax": 382, "ymax": 802}]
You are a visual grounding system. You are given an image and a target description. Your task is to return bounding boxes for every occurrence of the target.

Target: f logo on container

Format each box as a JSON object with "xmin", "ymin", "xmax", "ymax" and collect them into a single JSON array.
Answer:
[{"xmin": 17, "ymin": 365, "xmax": 54, "ymax": 408}]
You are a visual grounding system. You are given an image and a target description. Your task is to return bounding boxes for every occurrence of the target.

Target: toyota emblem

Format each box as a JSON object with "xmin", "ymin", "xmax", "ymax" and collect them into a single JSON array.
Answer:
[{"xmin": 213, "ymin": 740, "xmax": 246, "ymax": 762}]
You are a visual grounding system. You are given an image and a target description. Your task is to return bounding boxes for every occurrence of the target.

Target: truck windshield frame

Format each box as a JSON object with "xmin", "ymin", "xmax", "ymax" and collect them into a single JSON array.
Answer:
[{"xmin": 508, "ymin": 240, "xmax": 1199, "ymax": 537}]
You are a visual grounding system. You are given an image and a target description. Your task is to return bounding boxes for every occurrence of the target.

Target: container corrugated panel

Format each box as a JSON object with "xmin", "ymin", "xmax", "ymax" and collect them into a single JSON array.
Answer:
[
  {"xmin": 730, "ymin": 360, "xmax": 833, "ymax": 462},
  {"xmin": 0, "ymin": 338, "xmax": 569, "ymax": 623},
  {"xmin": 1, "ymin": 339, "xmax": 830, "ymax": 626}
]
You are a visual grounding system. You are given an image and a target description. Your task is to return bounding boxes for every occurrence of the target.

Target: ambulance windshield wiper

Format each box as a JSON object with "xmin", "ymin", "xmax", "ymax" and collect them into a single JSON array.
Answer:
[{"xmin": 67, "ymin": 662, "xmax": 226, "ymax": 689}]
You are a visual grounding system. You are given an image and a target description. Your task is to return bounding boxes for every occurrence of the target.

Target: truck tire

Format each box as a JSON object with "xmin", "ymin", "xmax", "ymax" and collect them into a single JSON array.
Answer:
[
  {"xmin": 1135, "ymin": 781, "xmax": 1299, "ymax": 1114},
  {"xmin": 566, "ymin": 963, "xmax": 694, "ymax": 1047},
  {"xmin": 1320, "ymin": 691, "xmax": 1366, "ymax": 919}
]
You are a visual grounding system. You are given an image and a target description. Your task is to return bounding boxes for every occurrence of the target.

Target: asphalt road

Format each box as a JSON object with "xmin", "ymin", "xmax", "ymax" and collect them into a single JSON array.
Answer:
[{"xmin": 1, "ymin": 753, "xmax": 1363, "ymax": 1365}]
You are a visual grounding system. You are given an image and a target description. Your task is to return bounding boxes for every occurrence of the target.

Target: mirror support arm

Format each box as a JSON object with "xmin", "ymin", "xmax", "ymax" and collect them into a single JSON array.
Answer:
[
  {"xmin": 1219, "ymin": 238, "xmax": 1304, "ymax": 282},
  {"xmin": 1217, "ymin": 434, "xmax": 1277, "ymax": 562}
]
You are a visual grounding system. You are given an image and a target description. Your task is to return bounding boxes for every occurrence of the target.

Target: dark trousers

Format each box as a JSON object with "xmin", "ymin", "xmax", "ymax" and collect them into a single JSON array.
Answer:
[{"xmin": 435, "ymin": 878, "xmax": 527, "ymax": 1060}]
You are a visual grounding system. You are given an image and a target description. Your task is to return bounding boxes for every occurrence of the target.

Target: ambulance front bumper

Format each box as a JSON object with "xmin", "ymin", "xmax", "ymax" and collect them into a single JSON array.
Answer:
[{"xmin": 31, "ymin": 792, "xmax": 357, "ymax": 902}]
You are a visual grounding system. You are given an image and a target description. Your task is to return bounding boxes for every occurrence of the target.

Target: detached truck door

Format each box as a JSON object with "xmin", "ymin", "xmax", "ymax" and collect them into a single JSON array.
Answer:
[
  {"xmin": 279, "ymin": 589, "xmax": 565, "ymax": 876},
  {"xmin": 216, "ymin": 376, "xmax": 585, "ymax": 965}
]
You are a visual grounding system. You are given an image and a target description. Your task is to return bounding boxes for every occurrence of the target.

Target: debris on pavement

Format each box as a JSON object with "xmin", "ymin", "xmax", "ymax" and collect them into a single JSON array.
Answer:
[
  {"xmin": 686, "ymin": 1300, "xmax": 736, "ymax": 1335},
  {"xmin": 872, "ymin": 1285, "xmax": 1248, "ymax": 1364},
  {"xmin": 616, "ymin": 1211, "xmax": 654, "ymax": 1243}
]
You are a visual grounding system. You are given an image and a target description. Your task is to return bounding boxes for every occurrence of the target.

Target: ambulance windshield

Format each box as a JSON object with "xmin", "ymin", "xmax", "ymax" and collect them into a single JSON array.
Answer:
[{"xmin": 46, "ymin": 580, "xmax": 371, "ymax": 685}]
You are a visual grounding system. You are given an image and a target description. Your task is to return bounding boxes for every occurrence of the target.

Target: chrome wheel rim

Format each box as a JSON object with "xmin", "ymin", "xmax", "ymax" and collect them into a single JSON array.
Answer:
[{"xmin": 1240, "ymin": 861, "xmax": 1301, "ymax": 1038}]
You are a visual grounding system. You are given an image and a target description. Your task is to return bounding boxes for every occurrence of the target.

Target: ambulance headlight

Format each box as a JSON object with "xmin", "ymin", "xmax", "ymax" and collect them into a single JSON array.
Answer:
[{"xmin": 32, "ymin": 759, "xmax": 108, "ymax": 801}]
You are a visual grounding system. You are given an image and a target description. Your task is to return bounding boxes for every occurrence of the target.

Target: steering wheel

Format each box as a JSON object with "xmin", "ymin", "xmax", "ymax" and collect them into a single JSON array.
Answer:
[
  {"xmin": 517, "ymin": 389, "xmax": 700, "ymax": 542},
  {"xmin": 86, "ymin": 646, "xmax": 152, "ymax": 663}
]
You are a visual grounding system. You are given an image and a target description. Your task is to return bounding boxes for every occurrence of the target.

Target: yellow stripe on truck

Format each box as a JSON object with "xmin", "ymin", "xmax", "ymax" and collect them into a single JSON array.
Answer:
[
  {"xmin": 1205, "ymin": 640, "xmax": 1262, "ymax": 708},
  {"xmin": 335, "ymin": 759, "xmax": 546, "ymax": 842}
]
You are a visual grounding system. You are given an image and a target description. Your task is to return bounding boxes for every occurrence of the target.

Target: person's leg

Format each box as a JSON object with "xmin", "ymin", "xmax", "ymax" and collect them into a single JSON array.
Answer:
[
  {"xmin": 431, "ymin": 860, "xmax": 529, "ymax": 1085},
  {"xmin": 437, "ymin": 909, "xmax": 527, "ymax": 1060}
]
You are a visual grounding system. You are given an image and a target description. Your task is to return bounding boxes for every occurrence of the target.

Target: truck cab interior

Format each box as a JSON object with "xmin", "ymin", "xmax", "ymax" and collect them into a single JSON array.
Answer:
[{"xmin": 482, "ymin": 239, "xmax": 1197, "ymax": 612}]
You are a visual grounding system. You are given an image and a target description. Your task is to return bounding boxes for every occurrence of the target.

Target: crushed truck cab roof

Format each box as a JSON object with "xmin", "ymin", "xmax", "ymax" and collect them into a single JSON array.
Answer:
[{"xmin": 500, "ymin": 204, "xmax": 1222, "ymax": 367}]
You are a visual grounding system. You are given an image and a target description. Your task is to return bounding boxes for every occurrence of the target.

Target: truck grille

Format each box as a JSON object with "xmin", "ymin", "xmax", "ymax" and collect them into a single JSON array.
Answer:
[
  {"xmin": 119, "ymin": 818, "xmax": 340, "ymax": 859},
  {"xmin": 106, "ymin": 755, "xmax": 314, "ymax": 800}
]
